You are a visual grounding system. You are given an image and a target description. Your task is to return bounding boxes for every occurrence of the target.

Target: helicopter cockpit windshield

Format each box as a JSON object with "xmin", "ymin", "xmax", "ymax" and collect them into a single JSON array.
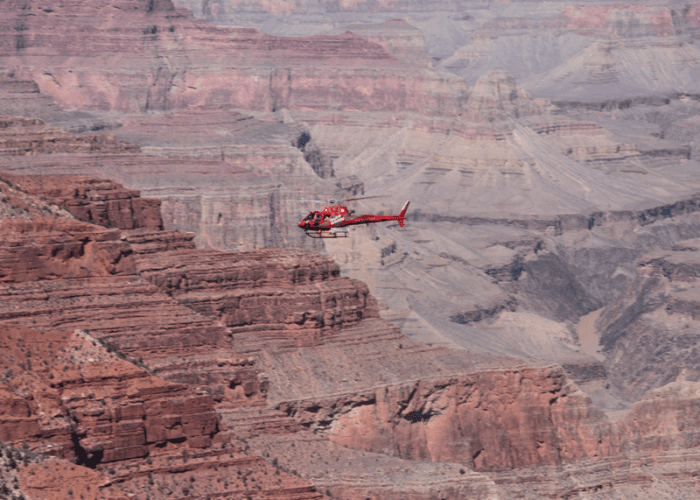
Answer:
[{"xmin": 303, "ymin": 213, "xmax": 315, "ymax": 221}]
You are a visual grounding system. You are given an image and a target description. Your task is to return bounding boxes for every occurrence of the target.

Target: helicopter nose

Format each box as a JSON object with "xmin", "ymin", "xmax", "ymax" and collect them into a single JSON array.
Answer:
[{"xmin": 298, "ymin": 220, "xmax": 306, "ymax": 228}]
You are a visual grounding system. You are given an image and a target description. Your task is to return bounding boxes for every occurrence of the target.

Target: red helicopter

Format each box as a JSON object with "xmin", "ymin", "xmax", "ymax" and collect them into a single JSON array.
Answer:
[{"xmin": 298, "ymin": 199, "xmax": 410, "ymax": 238}]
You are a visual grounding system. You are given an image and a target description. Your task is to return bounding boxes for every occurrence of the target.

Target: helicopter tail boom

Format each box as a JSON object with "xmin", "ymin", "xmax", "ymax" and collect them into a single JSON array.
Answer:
[{"xmin": 398, "ymin": 201, "xmax": 410, "ymax": 228}]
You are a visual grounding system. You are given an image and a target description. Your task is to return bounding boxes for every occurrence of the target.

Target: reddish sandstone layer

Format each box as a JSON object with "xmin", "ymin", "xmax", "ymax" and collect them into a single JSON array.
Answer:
[
  {"xmin": 18, "ymin": 458, "xmax": 133, "ymax": 500},
  {"xmin": 278, "ymin": 365, "xmax": 615, "ymax": 471},
  {"xmin": 135, "ymin": 246, "xmax": 379, "ymax": 352},
  {"xmin": 0, "ymin": 0, "xmax": 469, "ymax": 116},
  {"xmin": 0, "ymin": 217, "xmax": 135, "ymax": 282},
  {"xmin": 0, "ymin": 171, "xmax": 162, "ymax": 230},
  {"xmin": 0, "ymin": 323, "xmax": 323, "ymax": 500},
  {"xmin": 0, "ymin": 324, "xmax": 218, "ymax": 463}
]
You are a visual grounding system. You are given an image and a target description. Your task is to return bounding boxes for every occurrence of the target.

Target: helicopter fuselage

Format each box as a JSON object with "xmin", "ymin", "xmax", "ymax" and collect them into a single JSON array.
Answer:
[{"xmin": 298, "ymin": 202, "xmax": 409, "ymax": 238}]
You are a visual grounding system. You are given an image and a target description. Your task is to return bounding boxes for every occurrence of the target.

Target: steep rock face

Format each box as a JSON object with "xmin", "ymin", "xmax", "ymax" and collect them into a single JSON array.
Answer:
[
  {"xmin": 279, "ymin": 366, "xmax": 615, "ymax": 471},
  {"xmin": 597, "ymin": 239, "xmax": 700, "ymax": 400},
  {"xmin": 0, "ymin": 107, "xmax": 328, "ymax": 252},
  {"xmin": 0, "ymin": 119, "xmax": 162, "ymax": 230},
  {"xmin": 0, "ymin": 217, "xmax": 136, "ymax": 282},
  {"xmin": 0, "ymin": 267, "xmax": 265, "ymax": 404},
  {"xmin": 617, "ymin": 380, "xmax": 700, "ymax": 456},
  {"xmin": 135, "ymin": 246, "xmax": 378, "ymax": 352},
  {"xmin": 0, "ymin": 172, "xmax": 163, "ymax": 230},
  {"xmin": 0, "ymin": 0, "xmax": 469, "ymax": 116},
  {"xmin": 0, "ymin": 323, "xmax": 324, "ymax": 500},
  {"xmin": 0, "ymin": 324, "xmax": 218, "ymax": 464},
  {"xmin": 0, "ymin": 190, "xmax": 386, "ymax": 411},
  {"xmin": 0, "ymin": 206, "xmax": 265, "ymax": 408}
]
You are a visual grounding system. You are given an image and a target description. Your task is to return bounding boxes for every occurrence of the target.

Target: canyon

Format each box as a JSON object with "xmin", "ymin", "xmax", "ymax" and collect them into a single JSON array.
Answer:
[
  {"xmin": 2, "ymin": 166, "xmax": 700, "ymax": 498},
  {"xmin": 2, "ymin": 0, "xmax": 700, "ymax": 498}
]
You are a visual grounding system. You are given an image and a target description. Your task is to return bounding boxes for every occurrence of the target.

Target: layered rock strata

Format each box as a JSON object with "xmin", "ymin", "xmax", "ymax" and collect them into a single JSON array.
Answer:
[
  {"xmin": 0, "ymin": 173, "xmax": 162, "ymax": 230},
  {"xmin": 0, "ymin": 110, "xmax": 329, "ymax": 252},
  {"xmin": 0, "ymin": 115, "xmax": 139, "ymax": 156},
  {"xmin": 135, "ymin": 246, "xmax": 379, "ymax": 352},
  {"xmin": 278, "ymin": 365, "xmax": 615, "ymax": 471},
  {"xmin": 4, "ymin": 170, "xmax": 700, "ymax": 497},
  {"xmin": 0, "ymin": 217, "xmax": 136, "ymax": 282},
  {"xmin": 597, "ymin": 238, "xmax": 700, "ymax": 400},
  {"xmin": 0, "ymin": 324, "xmax": 219, "ymax": 463},
  {"xmin": 0, "ymin": 323, "xmax": 324, "ymax": 500},
  {"xmin": 0, "ymin": 177, "xmax": 328, "ymax": 498},
  {"xmin": 0, "ymin": 0, "xmax": 469, "ymax": 116}
]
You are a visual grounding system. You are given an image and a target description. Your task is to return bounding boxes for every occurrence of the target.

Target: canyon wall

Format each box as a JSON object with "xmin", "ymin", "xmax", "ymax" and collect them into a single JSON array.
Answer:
[
  {"xmin": 0, "ymin": 110, "xmax": 328, "ymax": 251},
  {"xmin": 3, "ymin": 0, "xmax": 700, "ymax": 497},
  {"xmin": 2, "ymin": 166, "xmax": 700, "ymax": 497},
  {"xmin": 0, "ymin": 0, "xmax": 469, "ymax": 116},
  {"xmin": 597, "ymin": 238, "xmax": 700, "ymax": 400},
  {"xmin": 279, "ymin": 365, "xmax": 615, "ymax": 471}
]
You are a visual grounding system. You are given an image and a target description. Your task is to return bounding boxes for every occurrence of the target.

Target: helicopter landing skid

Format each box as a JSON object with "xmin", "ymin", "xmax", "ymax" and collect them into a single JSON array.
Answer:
[{"xmin": 305, "ymin": 228, "xmax": 349, "ymax": 238}]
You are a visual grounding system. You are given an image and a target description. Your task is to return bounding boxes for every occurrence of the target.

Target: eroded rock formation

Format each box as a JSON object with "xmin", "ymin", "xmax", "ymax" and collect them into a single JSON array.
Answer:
[
  {"xmin": 0, "ymin": 0, "xmax": 469, "ymax": 116},
  {"xmin": 0, "ymin": 324, "xmax": 219, "ymax": 463},
  {"xmin": 3, "ymin": 0, "xmax": 700, "ymax": 497},
  {"xmin": 0, "ymin": 173, "xmax": 162, "ymax": 230},
  {"xmin": 279, "ymin": 365, "xmax": 615, "ymax": 471},
  {"xmin": 3, "ymin": 164, "xmax": 700, "ymax": 497},
  {"xmin": 597, "ymin": 238, "xmax": 700, "ymax": 400}
]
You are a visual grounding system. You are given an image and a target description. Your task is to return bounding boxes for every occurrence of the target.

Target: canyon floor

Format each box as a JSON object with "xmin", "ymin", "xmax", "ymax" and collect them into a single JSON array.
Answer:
[{"xmin": 3, "ymin": 0, "xmax": 700, "ymax": 499}]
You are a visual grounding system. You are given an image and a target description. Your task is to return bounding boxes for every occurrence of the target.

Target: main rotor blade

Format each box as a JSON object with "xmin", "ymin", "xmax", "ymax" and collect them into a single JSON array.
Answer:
[
  {"xmin": 335, "ymin": 195, "xmax": 385, "ymax": 203},
  {"xmin": 294, "ymin": 195, "xmax": 385, "ymax": 205}
]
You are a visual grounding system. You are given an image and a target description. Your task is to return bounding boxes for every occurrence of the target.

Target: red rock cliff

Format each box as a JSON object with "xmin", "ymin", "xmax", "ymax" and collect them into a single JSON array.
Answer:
[
  {"xmin": 0, "ymin": 0, "xmax": 468, "ymax": 116},
  {"xmin": 0, "ymin": 171, "xmax": 162, "ymax": 230},
  {"xmin": 278, "ymin": 365, "xmax": 616, "ymax": 471}
]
